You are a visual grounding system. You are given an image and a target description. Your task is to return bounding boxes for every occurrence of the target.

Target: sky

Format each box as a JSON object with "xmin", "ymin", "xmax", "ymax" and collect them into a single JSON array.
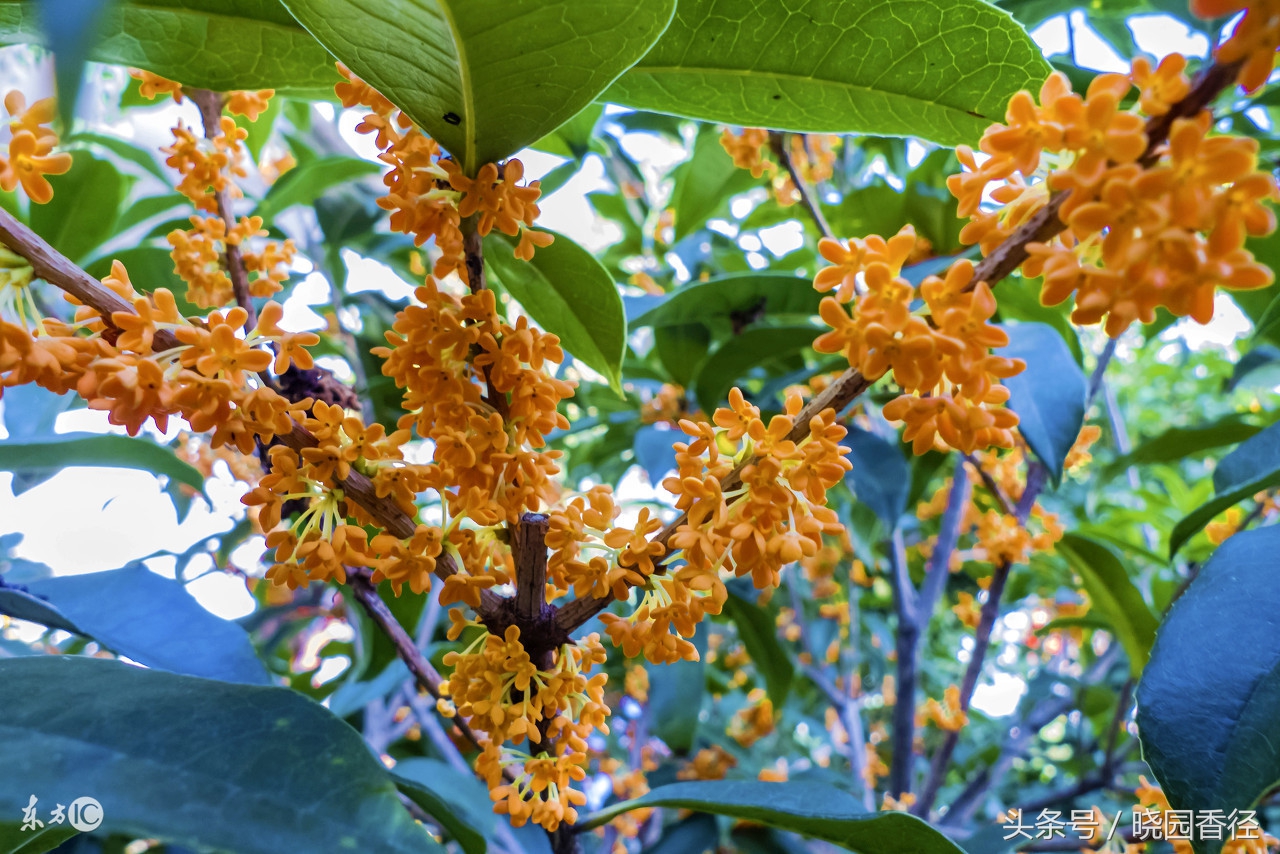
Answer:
[{"xmin": 0, "ymin": 11, "xmax": 1257, "ymax": 713}]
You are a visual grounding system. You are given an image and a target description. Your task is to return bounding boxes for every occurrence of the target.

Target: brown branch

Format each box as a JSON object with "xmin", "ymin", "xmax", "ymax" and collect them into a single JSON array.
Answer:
[
  {"xmin": 769, "ymin": 131, "xmax": 835, "ymax": 241},
  {"xmin": 188, "ymin": 88, "xmax": 256, "ymax": 328},
  {"xmin": 0, "ymin": 206, "xmax": 506, "ymax": 617},
  {"xmin": 513, "ymin": 512, "xmax": 550, "ymax": 623}
]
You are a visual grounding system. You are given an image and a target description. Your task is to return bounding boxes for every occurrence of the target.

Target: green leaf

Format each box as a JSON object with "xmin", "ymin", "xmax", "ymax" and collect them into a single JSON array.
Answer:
[
  {"xmin": 845, "ymin": 427, "xmax": 910, "ymax": 529},
  {"xmin": 0, "ymin": 564, "xmax": 270, "ymax": 684},
  {"xmin": 28, "ymin": 151, "xmax": 125, "ymax": 264},
  {"xmin": 605, "ymin": 0, "xmax": 1049, "ymax": 147},
  {"xmin": 1227, "ymin": 344, "xmax": 1280, "ymax": 392},
  {"xmin": 995, "ymin": 276, "xmax": 1084, "ymax": 366},
  {"xmin": 633, "ymin": 273, "xmax": 821, "ymax": 329},
  {"xmin": 1001, "ymin": 322, "xmax": 1086, "ymax": 484},
  {"xmin": 1169, "ymin": 420, "xmax": 1280, "ymax": 558},
  {"xmin": 1137, "ymin": 526, "xmax": 1280, "ymax": 853},
  {"xmin": 0, "ymin": 432, "xmax": 204, "ymax": 494},
  {"xmin": 67, "ymin": 130, "xmax": 167, "ymax": 181},
  {"xmin": 654, "ymin": 323, "xmax": 711, "ymax": 387},
  {"xmin": 670, "ymin": 126, "xmax": 760, "ymax": 241},
  {"xmin": 0, "ymin": 0, "xmax": 337, "ymax": 95},
  {"xmin": 278, "ymin": 0, "xmax": 677, "ymax": 172},
  {"xmin": 113, "ymin": 193, "xmax": 190, "ymax": 234},
  {"xmin": 484, "ymin": 228, "xmax": 626, "ymax": 392},
  {"xmin": 577, "ymin": 780, "xmax": 966, "ymax": 853},
  {"xmin": 1055, "ymin": 533, "xmax": 1157, "ymax": 678},
  {"xmin": 0, "ymin": 656, "xmax": 440, "ymax": 854},
  {"xmin": 1106, "ymin": 413, "xmax": 1265, "ymax": 475},
  {"xmin": 392, "ymin": 759, "xmax": 492, "ymax": 854},
  {"xmin": 723, "ymin": 587, "xmax": 793, "ymax": 708},
  {"xmin": 648, "ymin": 624, "xmax": 707, "ymax": 753},
  {"xmin": 692, "ymin": 325, "xmax": 818, "ymax": 415},
  {"xmin": 254, "ymin": 155, "xmax": 381, "ymax": 222}
]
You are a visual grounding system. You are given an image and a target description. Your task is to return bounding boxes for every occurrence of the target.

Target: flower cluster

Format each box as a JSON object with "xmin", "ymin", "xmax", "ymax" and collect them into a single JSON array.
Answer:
[
  {"xmin": 0, "ymin": 90, "xmax": 71, "ymax": 204},
  {"xmin": 168, "ymin": 214, "xmax": 295, "ymax": 308},
  {"xmin": 951, "ymin": 61, "xmax": 1278, "ymax": 337},
  {"xmin": 1193, "ymin": 0, "xmax": 1280, "ymax": 92},
  {"xmin": 335, "ymin": 63, "xmax": 552, "ymax": 280},
  {"xmin": 813, "ymin": 225, "xmax": 1026, "ymax": 454},
  {"xmin": 916, "ymin": 684, "xmax": 968, "ymax": 732},
  {"xmin": 727, "ymin": 687, "xmax": 776, "ymax": 747},
  {"xmin": 160, "ymin": 115, "xmax": 249, "ymax": 213},
  {"xmin": 374, "ymin": 278, "xmax": 573, "ymax": 526},
  {"xmin": 438, "ymin": 621, "xmax": 608, "ymax": 832}
]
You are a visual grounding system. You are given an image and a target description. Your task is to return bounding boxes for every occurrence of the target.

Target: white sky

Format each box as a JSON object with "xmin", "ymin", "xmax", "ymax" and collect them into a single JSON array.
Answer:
[{"xmin": 0, "ymin": 13, "xmax": 1259, "ymax": 713}]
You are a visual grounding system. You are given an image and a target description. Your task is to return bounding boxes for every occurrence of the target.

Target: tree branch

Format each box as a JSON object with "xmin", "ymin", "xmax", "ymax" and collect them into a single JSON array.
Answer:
[
  {"xmin": 768, "ymin": 131, "xmax": 835, "ymax": 241},
  {"xmin": 188, "ymin": 88, "xmax": 256, "ymax": 328}
]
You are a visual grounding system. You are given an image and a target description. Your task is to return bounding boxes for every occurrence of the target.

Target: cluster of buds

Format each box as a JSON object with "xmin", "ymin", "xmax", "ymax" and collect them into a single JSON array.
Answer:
[
  {"xmin": 335, "ymin": 63, "xmax": 553, "ymax": 280},
  {"xmin": 814, "ymin": 226, "xmax": 1026, "ymax": 454}
]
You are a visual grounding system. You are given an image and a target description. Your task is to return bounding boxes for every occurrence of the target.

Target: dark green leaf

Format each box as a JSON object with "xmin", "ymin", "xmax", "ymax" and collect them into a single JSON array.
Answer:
[
  {"xmin": 1056, "ymin": 533, "xmax": 1157, "ymax": 678},
  {"xmin": 845, "ymin": 427, "xmax": 909, "ymax": 529},
  {"xmin": 1169, "ymin": 420, "xmax": 1280, "ymax": 557},
  {"xmin": 0, "ymin": 432, "xmax": 204, "ymax": 494},
  {"xmin": 0, "ymin": 0, "xmax": 338, "ymax": 95},
  {"xmin": 605, "ymin": 0, "xmax": 1049, "ymax": 147},
  {"xmin": 1227, "ymin": 345, "xmax": 1280, "ymax": 392},
  {"xmin": 392, "ymin": 759, "xmax": 492, "ymax": 854},
  {"xmin": 633, "ymin": 273, "xmax": 820, "ymax": 329},
  {"xmin": 35, "ymin": 0, "xmax": 113, "ymax": 126},
  {"xmin": 634, "ymin": 424, "xmax": 679, "ymax": 485},
  {"xmin": 692, "ymin": 325, "xmax": 817, "ymax": 415},
  {"xmin": 1106, "ymin": 413, "xmax": 1265, "ymax": 476},
  {"xmin": 577, "ymin": 780, "xmax": 966, "ymax": 853},
  {"xmin": 278, "ymin": 0, "xmax": 676, "ymax": 172},
  {"xmin": 28, "ymin": 151, "xmax": 125, "ymax": 264},
  {"xmin": 995, "ymin": 277, "xmax": 1083, "ymax": 366},
  {"xmin": 485, "ymin": 228, "xmax": 626, "ymax": 392},
  {"xmin": 723, "ymin": 588, "xmax": 793, "ymax": 708},
  {"xmin": 670, "ymin": 127, "xmax": 759, "ymax": 241},
  {"xmin": 10, "ymin": 564, "xmax": 270, "ymax": 683},
  {"xmin": 0, "ymin": 656, "xmax": 440, "ymax": 854},
  {"xmin": 254, "ymin": 155, "xmax": 380, "ymax": 222},
  {"xmin": 1137, "ymin": 526, "xmax": 1280, "ymax": 853},
  {"xmin": 648, "ymin": 624, "xmax": 707, "ymax": 753},
  {"xmin": 654, "ymin": 323, "xmax": 711, "ymax": 387},
  {"xmin": 1001, "ymin": 322, "xmax": 1086, "ymax": 484}
]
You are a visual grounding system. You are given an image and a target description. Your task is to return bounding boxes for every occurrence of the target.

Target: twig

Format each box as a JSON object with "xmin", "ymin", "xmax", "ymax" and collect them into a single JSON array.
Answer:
[
  {"xmin": 189, "ymin": 88, "xmax": 256, "ymax": 328},
  {"xmin": 0, "ymin": 205, "xmax": 505, "ymax": 618},
  {"xmin": 769, "ymin": 131, "xmax": 835, "ymax": 240},
  {"xmin": 887, "ymin": 526, "xmax": 918, "ymax": 798},
  {"xmin": 963, "ymin": 453, "xmax": 1019, "ymax": 517}
]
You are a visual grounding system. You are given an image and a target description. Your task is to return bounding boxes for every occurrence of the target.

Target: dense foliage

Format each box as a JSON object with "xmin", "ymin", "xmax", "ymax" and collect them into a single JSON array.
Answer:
[{"xmin": 3, "ymin": 2, "xmax": 1280, "ymax": 854}]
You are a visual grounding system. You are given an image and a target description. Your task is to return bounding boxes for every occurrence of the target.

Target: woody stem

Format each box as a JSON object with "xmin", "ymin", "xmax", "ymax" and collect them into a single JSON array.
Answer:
[{"xmin": 188, "ymin": 88, "xmax": 256, "ymax": 328}]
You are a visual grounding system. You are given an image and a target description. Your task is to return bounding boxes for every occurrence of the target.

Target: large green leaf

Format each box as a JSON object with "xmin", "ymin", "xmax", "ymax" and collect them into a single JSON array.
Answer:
[
  {"xmin": 0, "ymin": 656, "xmax": 439, "ymax": 854},
  {"xmin": 1169, "ymin": 420, "xmax": 1280, "ymax": 558},
  {"xmin": 723, "ymin": 586, "xmax": 793, "ymax": 708},
  {"xmin": 648, "ymin": 624, "xmax": 707, "ymax": 754},
  {"xmin": 485, "ymin": 228, "xmax": 627, "ymax": 392},
  {"xmin": 670, "ymin": 126, "xmax": 760, "ymax": 241},
  {"xmin": 633, "ymin": 273, "xmax": 821, "ymax": 329},
  {"xmin": 392, "ymin": 759, "xmax": 492, "ymax": 854},
  {"xmin": 1137, "ymin": 526, "xmax": 1280, "ymax": 854},
  {"xmin": 692, "ymin": 324, "xmax": 818, "ymax": 415},
  {"xmin": 253, "ymin": 155, "xmax": 381, "ymax": 223},
  {"xmin": 1104, "ymin": 413, "xmax": 1265, "ymax": 477},
  {"xmin": 278, "ymin": 0, "xmax": 677, "ymax": 172},
  {"xmin": 0, "ymin": 564, "xmax": 270, "ymax": 684},
  {"xmin": 577, "ymin": 781, "xmax": 965, "ymax": 853},
  {"xmin": 0, "ymin": 433, "xmax": 204, "ymax": 493},
  {"xmin": 0, "ymin": 0, "xmax": 337, "ymax": 95},
  {"xmin": 845, "ymin": 427, "xmax": 910, "ymax": 529},
  {"xmin": 605, "ymin": 0, "xmax": 1049, "ymax": 147},
  {"xmin": 1056, "ymin": 533, "xmax": 1157, "ymax": 678},
  {"xmin": 28, "ymin": 151, "xmax": 125, "ymax": 265},
  {"xmin": 1001, "ymin": 322, "xmax": 1086, "ymax": 484},
  {"xmin": 653, "ymin": 323, "xmax": 711, "ymax": 388}
]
